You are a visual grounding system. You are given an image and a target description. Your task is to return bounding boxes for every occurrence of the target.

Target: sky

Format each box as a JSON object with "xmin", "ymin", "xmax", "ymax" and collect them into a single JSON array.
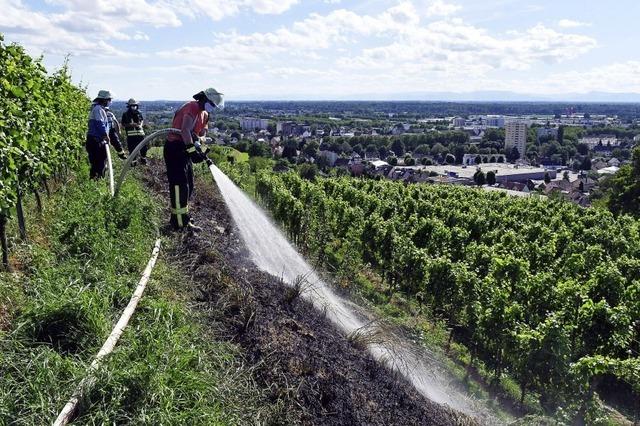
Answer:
[{"xmin": 1, "ymin": 0, "xmax": 639, "ymax": 101}]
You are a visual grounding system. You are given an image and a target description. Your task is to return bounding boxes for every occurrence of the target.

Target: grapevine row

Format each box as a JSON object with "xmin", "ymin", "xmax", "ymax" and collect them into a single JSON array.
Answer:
[
  {"xmin": 0, "ymin": 35, "xmax": 89, "ymax": 267},
  {"xmin": 254, "ymin": 170, "xmax": 640, "ymax": 413}
]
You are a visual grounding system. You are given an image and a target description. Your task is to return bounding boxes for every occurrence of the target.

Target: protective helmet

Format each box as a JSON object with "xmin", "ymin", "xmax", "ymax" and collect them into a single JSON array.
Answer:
[
  {"xmin": 203, "ymin": 87, "xmax": 224, "ymax": 109},
  {"xmin": 127, "ymin": 98, "xmax": 139, "ymax": 106},
  {"xmin": 95, "ymin": 90, "xmax": 112, "ymax": 100}
]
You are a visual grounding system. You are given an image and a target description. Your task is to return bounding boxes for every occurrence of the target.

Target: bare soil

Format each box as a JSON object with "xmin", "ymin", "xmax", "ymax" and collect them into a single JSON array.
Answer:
[{"xmin": 141, "ymin": 159, "xmax": 475, "ymax": 425}]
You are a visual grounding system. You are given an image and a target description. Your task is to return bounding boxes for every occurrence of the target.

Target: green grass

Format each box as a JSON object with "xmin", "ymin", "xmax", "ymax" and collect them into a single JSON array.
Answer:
[
  {"xmin": 0, "ymin": 165, "xmax": 269, "ymax": 424},
  {"xmin": 210, "ymin": 145, "xmax": 249, "ymax": 163}
]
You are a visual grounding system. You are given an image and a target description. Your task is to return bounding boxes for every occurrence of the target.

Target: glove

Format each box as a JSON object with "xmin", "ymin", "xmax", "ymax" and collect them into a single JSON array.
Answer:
[
  {"xmin": 191, "ymin": 151, "xmax": 206, "ymax": 164},
  {"xmin": 186, "ymin": 144, "xmax": 205, "ymax": 163}
]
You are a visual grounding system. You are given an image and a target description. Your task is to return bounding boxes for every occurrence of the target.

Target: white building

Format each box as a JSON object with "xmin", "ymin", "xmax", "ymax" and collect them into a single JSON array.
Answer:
[
  {"xmin": 578, "ymin": 137, "xmax": 619, "ymax": 149},
  {"xmin": 485, "ymin": 115, "xmax": 505, "ymax": 128},
  {"xmin": 505, "ymin": 121, "xmax": 528, "ymax": 160},
  {"xmin": 536, "ymin": 127, "xmax": 558, "ymax": 141},
  {"xmin": 240, "ymin": 117, "xmax": 269, "ymax": 131},
  {"xmin": 452, "ymin": 117, "xmax": 466, "ymax": 127}
]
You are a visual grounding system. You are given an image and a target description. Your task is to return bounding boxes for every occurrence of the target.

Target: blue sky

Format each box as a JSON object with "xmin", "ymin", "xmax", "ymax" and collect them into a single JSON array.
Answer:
[{"xmin": 1, "ymin": 0, "xmax": 639, "ymax": 100}]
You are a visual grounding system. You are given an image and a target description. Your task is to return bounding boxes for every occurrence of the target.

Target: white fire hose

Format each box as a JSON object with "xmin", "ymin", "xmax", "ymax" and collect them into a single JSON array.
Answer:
[{"xmin": 105, "ymin": 144, "xmax": 114, "ymax": 197}]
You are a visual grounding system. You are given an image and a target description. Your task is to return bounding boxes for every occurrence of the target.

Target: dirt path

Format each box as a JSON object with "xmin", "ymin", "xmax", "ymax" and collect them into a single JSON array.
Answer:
[{"xmin": 140, "ymin": 159, "xmax": 474, "ymax": 425}]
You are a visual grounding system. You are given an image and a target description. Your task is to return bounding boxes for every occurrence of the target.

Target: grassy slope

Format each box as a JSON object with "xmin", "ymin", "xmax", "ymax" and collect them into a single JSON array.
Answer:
[{"xmin": 0, "ymin": 165, "xmax": 268, "ymax": 424}]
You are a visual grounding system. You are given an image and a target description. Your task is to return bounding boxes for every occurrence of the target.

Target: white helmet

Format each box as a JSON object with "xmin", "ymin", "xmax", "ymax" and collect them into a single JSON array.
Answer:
[
  {"xmin": 127, "ymin": 98, "xmax": 139, "ymax": 106},
  {"xmin": 203, "ymin": 87, "xmax": 224, "ymax": 110}
]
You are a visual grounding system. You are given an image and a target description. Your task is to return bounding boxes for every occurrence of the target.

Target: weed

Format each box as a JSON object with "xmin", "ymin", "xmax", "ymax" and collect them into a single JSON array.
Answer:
[{"xmin": 283, "ymin": 273, "xmax": 313, "ymax": 305}]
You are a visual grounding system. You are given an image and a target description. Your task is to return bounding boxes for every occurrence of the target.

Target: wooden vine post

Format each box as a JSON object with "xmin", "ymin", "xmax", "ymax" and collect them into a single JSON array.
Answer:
[
  {"xmin": 0, "ymin": 213, "xmax": 10, "ymax": 272},
  {"xmin": 15, "ymin": 180, "xmax": 27, "ymax": 240}
]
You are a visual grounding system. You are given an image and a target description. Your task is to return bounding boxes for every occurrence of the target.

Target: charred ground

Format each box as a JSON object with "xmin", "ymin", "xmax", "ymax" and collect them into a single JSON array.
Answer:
[{"xmin": 140, "ymin": 159, "xmax": 474, "ymax": 425}]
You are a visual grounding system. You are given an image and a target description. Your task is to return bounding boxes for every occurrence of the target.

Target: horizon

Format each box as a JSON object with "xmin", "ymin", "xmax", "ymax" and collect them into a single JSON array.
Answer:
[{"xmin": 111, "ymin": 96, "xmax": 640, "ymax": 104}]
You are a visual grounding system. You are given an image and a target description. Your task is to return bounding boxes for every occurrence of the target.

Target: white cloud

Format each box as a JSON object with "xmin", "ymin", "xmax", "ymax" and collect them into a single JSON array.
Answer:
[
  {"xmin": 425, "ymin": 0, "xmax": 461, "ymax": 17},
  {"xmin": 153, "ymin": 2, "xmax": 598, "ymax": 98},
  {"xmin": 170, "ymin": 0, "xmax": 298, "ymax": 21},
  {"xmin": 558, "ymin": 19, "xmax": 591, "ymax": 28},
  {"xmin": 0, "ymin": 0, "xmax": 178, "ymax": 57},
  {"xmin": 536, "ymin": 61, "xmax": 640, "ymax": 94}
]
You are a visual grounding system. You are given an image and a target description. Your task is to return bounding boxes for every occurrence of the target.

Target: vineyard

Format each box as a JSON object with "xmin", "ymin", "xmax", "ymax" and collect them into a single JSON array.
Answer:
[
  {"xmin": 253, "ymin": 170, "xmax": 640, "ymax": 418},
  {"xmin": 0, "ymin": 35, "xmax": 89, "ymax": 267}
]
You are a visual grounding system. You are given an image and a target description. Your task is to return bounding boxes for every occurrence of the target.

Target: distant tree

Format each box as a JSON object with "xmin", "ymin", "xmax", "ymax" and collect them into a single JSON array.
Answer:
[
  {"xmin": 580, "ymin": 157, "xmax": 592, "ymax": 171},
  {"xmin": 404, "ymin": 156, "xmax": 416, "ymax": 166},
  {"xmin": 273, "ymin": 159, "xmax": 290, "ymax": 172},
  {"xmin": 453, "ymin": 145, "xmax": 466, "ymax": 163},
  {"xmin": 282, "ymin": 139, "xmax": 298, "ymax": 159},
  {"xmin": 414, "ymin": 144, "xmax": 431, "ymax": 155},
  {"xmin": 316, "ymin": 155, "xmax": 330, "ymax": 170},
  {"xmin": 235, "ymin": 141, "xmax": 248, "ymax": 152},
  {"xmin": 483, "ymin": 128, "xmax": 505, "ymax": 143},
  {"xmin": 329, "ymin": 141, "xmax": 343, "ymax": 153},
  {"xmin": 445, "ymin": 153, "xmax": 456, "ymax": 164},
  {"xmin": 341, "ymin": 142, "xmax": 353, "ymax": 154},
  {"xmin": 431, "ymin": 143, "xmax": 446, "ymax": 156},
  {"xmin": 475, "ymin": 155, "xmax": 482, "ymax": 164},
  {"xmin": 352, "ymin": 144, "xmax": 364, "ymax": 156},
  {"xmin": 486, "ymin": 170, "xmax": 496, "ymax": 185},
  {"xmin": 557, "ymin": 125, "xmax": 565, "ymax": 144},
  {"xmin": 468, "ymin": 144, "xmax": 479, "ymax": 155},
  {"xmin": 507, "ymin": 147, "xmax": 520, "ymax": 162},
  {"xmin": 248, "ymin": 142, "xmax": 268, "ymax": 157},
  {"xmin": 387, "ymin": 156, "xmax": 398, "ymax": 166},
  {"xmin": 473, "ymin": 170, "xmax": 486, "ymax": 186},
  {"xmin": 421, "ymin": 157, "xmax": 433, "ymax": 166},
  {"xmin": 298, "ymin": 163, "xmax": 318, "ymax": 181},
  {"xmin": 378, "ymin": 145, "xmax": 388, "ymax": 158},
  {"xmin": 390, "ymin": 139, "xmax": 405, "ymax": 156},
  {"xmin": 497, "ymin": 156, "xmax": 505, "ymax": 163},
  {"xmin": 600, "ymin": 147, "xmax": 640, "ymax": 216},
  {"xmin": 544, "ymin": 172, "xmax": 551, "ymax": 184},
  {"xmin": 577, "ymin": 143, "xmax": 589, "ymax": 156},
  {"xmin": 365, "ymin": 144, "xmax": 379, "ymax": 158},
  {"xmin": 303, "ymin": 140, "xmax": 320, "ymax": 158},
  {"xmin": 563, "ymin": 171, "xmax": 570, "ymax": 181}
]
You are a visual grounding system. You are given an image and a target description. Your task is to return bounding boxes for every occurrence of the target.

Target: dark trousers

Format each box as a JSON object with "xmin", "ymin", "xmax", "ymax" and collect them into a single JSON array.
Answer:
[
  {"xmin": 86, "ymin": 135, "xmax": 106, "ymax": 179},
  {"xmin": 127, "ymin": 135, "xmax": 147, "ymax": 158},
  {"xmin": 109, "ymin": 129, "xmax": 124, "ymax": 153},
  {"xmin": 164, "ymin": 141, "xmax": 194, "ymax": 229}
]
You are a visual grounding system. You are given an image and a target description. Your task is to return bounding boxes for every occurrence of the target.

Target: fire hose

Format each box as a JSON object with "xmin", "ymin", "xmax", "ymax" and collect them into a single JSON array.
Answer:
[{"xmin": 114, "ymin": 128, "xmax": 214, "ymax": 198}]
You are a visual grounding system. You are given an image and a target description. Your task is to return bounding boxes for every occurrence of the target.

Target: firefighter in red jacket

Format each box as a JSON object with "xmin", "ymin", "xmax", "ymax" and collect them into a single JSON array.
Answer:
[{"xmin": 165, "ymin": 88, "xmax": 223, "ymax": 232}]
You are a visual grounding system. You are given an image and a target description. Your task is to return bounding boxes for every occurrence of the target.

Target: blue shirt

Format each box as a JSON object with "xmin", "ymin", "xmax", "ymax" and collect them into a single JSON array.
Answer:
[{"xmin": 87, "ymin": 103, "xmax": 110, "ymax": 138}]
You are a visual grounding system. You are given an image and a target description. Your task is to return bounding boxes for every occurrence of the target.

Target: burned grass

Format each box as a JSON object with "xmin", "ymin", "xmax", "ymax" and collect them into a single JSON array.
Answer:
[{"xmin": 143, "ymin": 158, "xmax": 474, "ymax": 425}]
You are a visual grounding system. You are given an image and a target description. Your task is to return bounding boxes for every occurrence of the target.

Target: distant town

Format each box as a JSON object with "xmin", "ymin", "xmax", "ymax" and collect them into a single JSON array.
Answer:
[{"xmin": 111, "ymin": 100, "xmax": 640, "ymax": 207}]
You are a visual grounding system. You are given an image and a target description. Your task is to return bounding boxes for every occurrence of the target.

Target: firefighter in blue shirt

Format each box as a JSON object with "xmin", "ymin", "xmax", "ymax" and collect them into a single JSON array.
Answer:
[
  {"xmin": 86, "ymin": 90, "xmax": 112, "ymax": 178},
  {"xmin": 121, "ymin": 98, "xmax": 147, "ymax": 165}
]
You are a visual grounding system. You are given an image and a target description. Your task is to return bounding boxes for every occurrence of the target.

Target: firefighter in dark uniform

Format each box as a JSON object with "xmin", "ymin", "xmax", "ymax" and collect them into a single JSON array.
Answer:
[
  {"xmin": 164, "ymin": 88, "xmax": 223, "ymax": 232},
  {"xmin": 86, "ymin": 90, "xmax": 112, "ymax": 178},
  {"xmin": 121, "ymin": 98, "xmax": 147, "ymax": 165}
]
